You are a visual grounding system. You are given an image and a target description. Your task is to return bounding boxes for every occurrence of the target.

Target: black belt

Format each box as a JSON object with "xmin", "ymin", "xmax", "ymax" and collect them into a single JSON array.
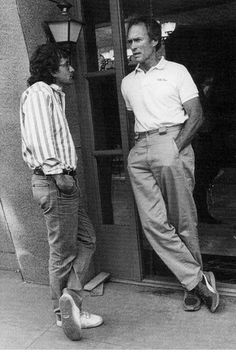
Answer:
[
  {"xmin": 33, "ymin": 168, "xmax": 76, "ymax": 177},
  {"xmin": 135, "ymin": 124, "xmax": 183, "ymax": 140}
]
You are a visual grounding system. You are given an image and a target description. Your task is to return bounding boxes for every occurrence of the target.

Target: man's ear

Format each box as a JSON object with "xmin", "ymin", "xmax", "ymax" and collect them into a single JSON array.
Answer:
[{"xmin": 152, "ymin": 39, "xmax": 159, "ymax": 48}]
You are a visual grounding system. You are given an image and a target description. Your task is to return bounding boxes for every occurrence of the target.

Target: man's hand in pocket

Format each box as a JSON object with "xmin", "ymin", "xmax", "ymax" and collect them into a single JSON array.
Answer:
[{"xmin": 53, "ymin": 174, "xmax": 75, "ymax": 194}]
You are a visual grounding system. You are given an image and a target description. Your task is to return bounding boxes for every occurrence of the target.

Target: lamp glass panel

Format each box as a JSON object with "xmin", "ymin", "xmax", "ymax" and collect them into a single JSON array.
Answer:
[
  {"xmin": 48, "ymin": 22, "xmax": 69, "ymax": 42},
  {"xmin": 70, "ymin": 21, "xmax": 82, "ymax": 42}
]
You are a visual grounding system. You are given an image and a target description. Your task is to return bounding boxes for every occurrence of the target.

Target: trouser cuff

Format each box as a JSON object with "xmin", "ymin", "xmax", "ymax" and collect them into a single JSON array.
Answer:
[{"xmin": 185, "ymin": 271, "xmax": 203, "ymax": 291}]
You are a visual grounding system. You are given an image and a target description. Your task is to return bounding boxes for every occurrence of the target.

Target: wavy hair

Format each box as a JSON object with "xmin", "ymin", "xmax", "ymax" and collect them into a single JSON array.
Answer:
[{"xmin": 27, "ymin": 43, "xmax": 70, "ymax": 86}]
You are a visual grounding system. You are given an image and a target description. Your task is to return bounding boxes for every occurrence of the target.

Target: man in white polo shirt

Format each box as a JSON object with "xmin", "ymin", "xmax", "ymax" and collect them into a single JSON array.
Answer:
[{"xmin": 121, "ymin": 15, "xmax": 220, "ymax": 312}]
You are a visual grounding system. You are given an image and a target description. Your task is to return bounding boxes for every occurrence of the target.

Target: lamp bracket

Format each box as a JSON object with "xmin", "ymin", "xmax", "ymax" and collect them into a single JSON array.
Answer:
[{"xmin": 48, "ymin": 0, "xmax": 72, "ymax": 15}]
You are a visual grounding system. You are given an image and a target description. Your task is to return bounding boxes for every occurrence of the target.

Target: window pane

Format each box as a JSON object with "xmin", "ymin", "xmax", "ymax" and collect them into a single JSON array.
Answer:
[
  {"xmin": 82, "ymin": 0, "xmax": 114, "ymax": 72},
  {"xmin": 96, "ymin": 25, "xmax": 115, "ymax": 71},
  {"xmin": 88, "ymin": 76, "xmax": 121, "ymax": 150},
  {"xmin": 96, "ymin": 155, "xmax": 131, "ymax": 225}
]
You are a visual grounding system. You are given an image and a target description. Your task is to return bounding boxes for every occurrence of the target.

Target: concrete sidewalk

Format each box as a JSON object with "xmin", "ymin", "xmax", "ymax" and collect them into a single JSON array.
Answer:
[{"xmin": 1, "ymin": 270, "xmax": 236, "ymax": 350}]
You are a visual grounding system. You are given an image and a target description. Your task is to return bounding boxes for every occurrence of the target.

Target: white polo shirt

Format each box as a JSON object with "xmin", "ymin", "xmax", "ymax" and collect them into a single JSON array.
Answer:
[{"xmin": 121, "ymin": 57, "xmax": 199, "ymax": 132}]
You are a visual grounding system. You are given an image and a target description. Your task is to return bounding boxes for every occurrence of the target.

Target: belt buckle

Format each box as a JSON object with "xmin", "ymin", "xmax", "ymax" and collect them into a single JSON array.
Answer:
[{"xmin": 159, "ymin": 126, "xmax": 167, "ymax": 135}]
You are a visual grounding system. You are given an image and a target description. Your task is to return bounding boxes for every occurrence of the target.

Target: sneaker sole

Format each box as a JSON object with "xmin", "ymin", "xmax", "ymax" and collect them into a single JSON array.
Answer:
[
  {"xmin": 183, "ymin": 302, "xmax": 201, "ymax": 312},
  {"xmin": 59, "ymin": 294, "xmax": 82, "ymax": 341},
  {"xmin": 64, "ymin": 288, "xmax": 82, "ymax": 309},
  {"xmin": 206, "ymin": 271, "xmax": 220, "ymax": 313},
  {"xmin": 57, "ymin": 315, "xmax": 104, "ymax": 329},
  {"xmin": 81, "ymin": 318, "xmax": 104, "ymax": 329}
]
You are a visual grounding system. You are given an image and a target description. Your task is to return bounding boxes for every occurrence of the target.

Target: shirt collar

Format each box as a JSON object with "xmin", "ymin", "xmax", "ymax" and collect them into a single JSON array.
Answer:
[
  {"xmin": 50, "ymin": 84, "xmax": 64, "ymax": 94},
  {"xmin": 135, "ymin": 56, "xmax": 166, "ymax": 74}
]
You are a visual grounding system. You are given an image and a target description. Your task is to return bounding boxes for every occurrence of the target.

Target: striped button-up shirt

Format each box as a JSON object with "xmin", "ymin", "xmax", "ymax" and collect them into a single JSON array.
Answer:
[{"xmin": 20, "ymin": 81, "xmax": 77, "ymax": 175}]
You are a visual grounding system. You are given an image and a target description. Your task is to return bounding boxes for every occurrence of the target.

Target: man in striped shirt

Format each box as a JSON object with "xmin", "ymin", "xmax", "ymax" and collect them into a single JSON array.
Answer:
[{"xmin": 20, "ymin": 43, "xmax": 103, "ymax": 341}]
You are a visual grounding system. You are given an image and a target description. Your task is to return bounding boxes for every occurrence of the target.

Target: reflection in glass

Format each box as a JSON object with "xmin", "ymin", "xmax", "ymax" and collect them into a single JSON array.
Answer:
[
  {"xmin": 96, "ymin": 25, "xmax": 115, "ymax": 71},
  {"xmin": 82, "ymin": 0, "xmax": 112, "ymax": 72},
  {"xmin": 96, "ymin": 155, "xmax": 131, "ymax": 225},
  {"xmin": 88, "ymin": 76, "xmax": 121, "ymax": 150},
  {"xmin": 95, "ymin": 25, "xmax": 135, "ymax": 71}
]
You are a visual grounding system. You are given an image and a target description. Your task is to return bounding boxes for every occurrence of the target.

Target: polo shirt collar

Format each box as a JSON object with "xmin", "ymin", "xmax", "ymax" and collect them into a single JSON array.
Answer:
[{"xmin": 135, "ymin": 56, "xmax": 166, "ymax": 74}]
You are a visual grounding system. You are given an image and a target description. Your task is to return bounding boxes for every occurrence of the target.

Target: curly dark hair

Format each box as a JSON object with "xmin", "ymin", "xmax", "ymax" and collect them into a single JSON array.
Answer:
[
  {"xmin": 27, "ymin": 43, "xmax": 70, "ymax": 86},
  {"xmin": 127, "ymin": 15, "xmax": 162, "ymax": 51}
]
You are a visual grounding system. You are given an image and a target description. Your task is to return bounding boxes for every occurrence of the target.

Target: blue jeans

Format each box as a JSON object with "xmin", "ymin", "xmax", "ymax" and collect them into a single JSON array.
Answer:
[{"xmin": 32, "ymin": 174, "xmax": 96, "ymax": 310}]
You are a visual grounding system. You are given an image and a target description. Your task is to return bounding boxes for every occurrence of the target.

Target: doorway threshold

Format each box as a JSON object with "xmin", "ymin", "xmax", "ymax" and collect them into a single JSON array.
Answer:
[{"xmin": 111, "ymin": 277, "xmax": 236, "ymax": 297}]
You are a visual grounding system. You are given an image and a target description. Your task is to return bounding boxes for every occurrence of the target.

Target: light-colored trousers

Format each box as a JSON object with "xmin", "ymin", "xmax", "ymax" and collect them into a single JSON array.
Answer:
[
  {"xmin": 32, "ymin": 174, "xmax": 96, "ymax": 310},
  {"xmin": 128, "ymin": 128, "xmax": 203, "ymax": 291}
]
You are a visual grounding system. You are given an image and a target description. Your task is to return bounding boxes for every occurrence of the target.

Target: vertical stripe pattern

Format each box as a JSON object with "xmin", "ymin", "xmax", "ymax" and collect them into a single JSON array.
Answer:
[{"xmin": 20, "ymin": 82, "xmax": 77, "ymax": 174}]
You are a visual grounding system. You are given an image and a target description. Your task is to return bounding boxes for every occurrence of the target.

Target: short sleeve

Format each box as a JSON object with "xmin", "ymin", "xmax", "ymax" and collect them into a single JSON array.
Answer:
[{"xmin": 121, "ymin": 79, "xmax": 133, "ymax": 111}]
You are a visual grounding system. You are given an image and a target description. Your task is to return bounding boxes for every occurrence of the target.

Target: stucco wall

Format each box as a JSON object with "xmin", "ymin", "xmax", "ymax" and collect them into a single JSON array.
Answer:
[
  {"xmin": 0, "ymin": 0, "xmax": 49, "ymax": 283},
  {"xmin": 0, "ymin": 0, "xmax": 85, "ymax": 284}
]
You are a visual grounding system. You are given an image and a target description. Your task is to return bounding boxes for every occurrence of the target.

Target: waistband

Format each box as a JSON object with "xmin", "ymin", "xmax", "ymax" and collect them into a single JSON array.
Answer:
[
  {"xmin": 33, "ymin": 167, "xmax": 76, "ymax": 177},
  {"xmin": 135, "ymin": 124, "xmax": 183, "ymax": 140}
]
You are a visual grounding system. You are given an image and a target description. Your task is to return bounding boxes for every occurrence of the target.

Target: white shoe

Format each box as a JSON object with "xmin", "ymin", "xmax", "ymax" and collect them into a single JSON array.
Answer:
[
  {"xmin": 59, "ymin": 290, "xmax": 82, "ymax": 341},
  {"xmin": 56, "ymin": 310, "xmax": 103, "ymax": 329},
  {"xmin": 80, "ymin": 311, "xmax": 103, "ymax": 328}
]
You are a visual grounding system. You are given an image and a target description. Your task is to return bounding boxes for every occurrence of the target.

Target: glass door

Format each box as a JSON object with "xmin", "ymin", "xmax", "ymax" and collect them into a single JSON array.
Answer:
[{"xmin": 79, "ymin": 0, "xmax": 141, "ymax": 281}]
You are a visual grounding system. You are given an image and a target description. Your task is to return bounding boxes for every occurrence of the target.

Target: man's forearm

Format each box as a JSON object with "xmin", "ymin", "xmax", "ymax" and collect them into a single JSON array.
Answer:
[{"xmin": 175, "ymin": 97, "xmax": 204, "ymax": 152}]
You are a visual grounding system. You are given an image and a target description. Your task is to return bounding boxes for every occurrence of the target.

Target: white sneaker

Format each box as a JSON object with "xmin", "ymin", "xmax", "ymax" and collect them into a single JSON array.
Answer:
[
  {"xmin": 80, "ymin": 311, "xmax": 103, "ymax": 328},
  {"xmin": 59, "ymin": 290, "xmax": 82, "ymax": 341},
  {"xmin": 56, "ymin": 310, "xmax": 103, "ymax": 329}
]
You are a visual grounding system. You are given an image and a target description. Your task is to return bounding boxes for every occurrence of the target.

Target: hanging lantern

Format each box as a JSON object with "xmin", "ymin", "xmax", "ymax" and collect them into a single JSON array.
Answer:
[{"xmin": 45, "ymin": 0, "xmax": 84, "ymax": 43}]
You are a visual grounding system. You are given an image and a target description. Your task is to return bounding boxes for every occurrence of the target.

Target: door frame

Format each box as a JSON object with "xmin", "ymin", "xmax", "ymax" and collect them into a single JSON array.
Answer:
[{"xmin": 74, "ymin": 0, "xmax": 142, "ymax": 281}]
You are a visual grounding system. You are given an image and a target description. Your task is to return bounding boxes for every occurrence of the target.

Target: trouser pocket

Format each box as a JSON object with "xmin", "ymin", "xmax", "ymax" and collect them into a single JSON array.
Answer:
[{"xmin": 32, "ymin": 175, "xmax": 51, "ymax": 213}]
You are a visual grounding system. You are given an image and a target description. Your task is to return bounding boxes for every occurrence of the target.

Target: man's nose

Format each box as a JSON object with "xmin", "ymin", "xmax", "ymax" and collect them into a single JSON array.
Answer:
[
  {"xmin": 130, "ymin": 41, "xmax": 137, "ymax": 51},
  {"xmin": 69, "ymin": 65, "xmax": 75, "ymax": 72}
]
